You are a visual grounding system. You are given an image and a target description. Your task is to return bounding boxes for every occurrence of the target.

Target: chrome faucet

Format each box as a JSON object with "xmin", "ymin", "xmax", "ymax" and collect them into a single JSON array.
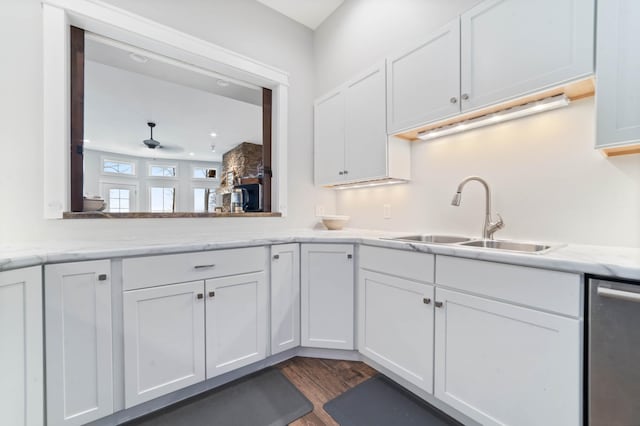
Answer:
[{"xmin": 451, "ymin": 176, "xmax": 505, "ymax": 240}]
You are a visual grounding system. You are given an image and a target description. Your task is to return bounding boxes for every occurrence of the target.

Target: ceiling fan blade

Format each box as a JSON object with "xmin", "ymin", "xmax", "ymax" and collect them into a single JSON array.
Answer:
[{"xmin": 157, "ymin": 144, "xmax": 184, "ymax": 153}]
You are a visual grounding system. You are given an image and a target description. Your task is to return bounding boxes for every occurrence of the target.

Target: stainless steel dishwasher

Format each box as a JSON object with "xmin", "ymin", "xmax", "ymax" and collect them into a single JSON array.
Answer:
[{"xmin": 589, "ymin": 277, "xmax": 640, "ymax": 426}]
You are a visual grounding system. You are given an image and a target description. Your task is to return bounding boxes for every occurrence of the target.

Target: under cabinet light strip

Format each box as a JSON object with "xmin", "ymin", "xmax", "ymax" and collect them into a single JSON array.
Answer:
[
  {"xmin": 330, "ymin": 179, "xmax": 409, "ymax": 190},
  {"xmin": 417, "ymin": 94, "xmax": 570, "ymax": 141}
]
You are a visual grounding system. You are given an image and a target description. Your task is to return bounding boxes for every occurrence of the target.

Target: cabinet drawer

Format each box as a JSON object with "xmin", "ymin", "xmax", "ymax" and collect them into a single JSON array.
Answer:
[
  {"xmin": 360, "ymin": 245, "xmax": 434, "ymax": 283},
  {"xmin": 123, "ymin": 247, "xmax": 266, "ymax": 290},
  {"xmin": 435, "ymin": 256, "xmax": 582, "ymax": 317}
]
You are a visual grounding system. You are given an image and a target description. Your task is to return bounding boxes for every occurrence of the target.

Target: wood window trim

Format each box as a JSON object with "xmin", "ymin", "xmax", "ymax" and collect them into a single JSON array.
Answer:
[{"xmin": 68, "ymin": 27, "xmax": 273, "ymax": 214}]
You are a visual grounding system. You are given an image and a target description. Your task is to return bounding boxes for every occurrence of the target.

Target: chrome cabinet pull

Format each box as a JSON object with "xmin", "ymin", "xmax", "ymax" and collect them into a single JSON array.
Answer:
[
  {"xmin": 347, "ymin": 254, "xmax": 353, "ymax": 259},
  {"xmin": 343, "ymin": 170, "xmax": 349, "ymax": 175},
  {"xmin": 98, "ymin": 274, "xmax": 108, "ymax": 281},
  {"xmin": 461, "ymin": 93, "xmax": 469, "ymax": 100},
  {"xmin": 598, "ymin": 287, "xmax": 640, "ymax": 303},
  {"xmin": 194, "ymin": 264, "xmax": 215, "ymax": 269},
  {"xmin": 196, "ymin": 293, "xmax": 204, "ymax": 300},
  {"xmin": 423, "ymin": 298, "xmax": 432, "ymax": 304},
  {"xmin": 339, "ymin": 171, "xmax": 344, "ymax": 175},
  {"xmin": 273, "ymin": 254, "xmax": 280, "ymax": 260},
  {"xmin": 208, "ymin": 291, "xmax": 215, "ymax": 298},
  {"xmin": 450, "ymin": 97, "xmax": 458, "ymax": 104},
  {"xmin": 434, "ymin": 301, "xmax": 443, "ymax": 308}
]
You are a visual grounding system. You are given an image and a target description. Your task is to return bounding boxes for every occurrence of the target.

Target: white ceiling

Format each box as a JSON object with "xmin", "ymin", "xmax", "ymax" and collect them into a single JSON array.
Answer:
[
  {"xmin": 256, "ymin": 0, "xmax": 344, "ymax": 30},
  {"xmin": 85, "ymin": 60, "xmax": 262, "ymax": 162},
  {"xmin": 83, "ymin": 35, "xmax": 263, "ymax": 162}
]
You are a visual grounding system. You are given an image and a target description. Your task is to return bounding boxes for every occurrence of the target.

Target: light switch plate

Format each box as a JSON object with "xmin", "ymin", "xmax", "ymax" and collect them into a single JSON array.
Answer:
[{"xmin": 383, "ymin": 204, "xmax": 391, "ymax": 219}]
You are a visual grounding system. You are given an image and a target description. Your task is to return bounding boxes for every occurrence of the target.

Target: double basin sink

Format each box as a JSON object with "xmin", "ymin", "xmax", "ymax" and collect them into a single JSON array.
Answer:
[{"xmin": 386, "ymin": 235, "xmax": 558, "ymax": 254}]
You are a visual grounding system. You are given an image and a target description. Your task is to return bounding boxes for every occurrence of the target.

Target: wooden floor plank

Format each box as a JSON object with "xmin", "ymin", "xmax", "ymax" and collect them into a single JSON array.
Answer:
[{"xmin": 277, "ymin": 357, "xmax": 377, "ymax": 426}]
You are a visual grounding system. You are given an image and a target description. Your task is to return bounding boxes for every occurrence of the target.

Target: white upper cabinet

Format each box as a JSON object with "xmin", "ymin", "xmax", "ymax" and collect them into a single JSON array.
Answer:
[
  {"xmin": 271, "ymin": 244, "xmax": 301, "ymax": 355},
  {"xmin": 45, "ymin": 260, "xmax": 113, "ymax": 426},
  {"xmin": 315, "ymin": 63, "xmax": 410, "ymax": 186},
  {"xmin": 460, "ymin": 0, "xmax": 594, "ymax": 112},
  {"xmin": 205, "ymin": 272, "xmax": 268, "ymax": 378},
  {"xmin": 595, "ymin": 0, "xmax": 640, "ymax": 151},
  {"xmin": 0, "ymin": 266, "xmax": 43, "ymax": 426},
  {"xmin": 344, "ymin": 66, "xmax": 388, "ymax": 182},
  {"xmin": 387, "ymin": 19, "xmax": 461, "ymax": 133},
  {"xmin": 301, "ymin": 244, "xmax": 355, "ymax": 349},
  {"xmin": 315, "ymin": 90, "xmax": 346, "ymax": 186}
]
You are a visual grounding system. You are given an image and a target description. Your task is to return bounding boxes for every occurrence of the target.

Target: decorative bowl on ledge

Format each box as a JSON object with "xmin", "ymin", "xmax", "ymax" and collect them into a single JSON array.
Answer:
[
  {"xmin": 83, "ymin": 196, "xmax": 106, "ymax": 212},
  {"xmin": 321, "ymin": 215, "xmax": 350, "ymax": 230}
]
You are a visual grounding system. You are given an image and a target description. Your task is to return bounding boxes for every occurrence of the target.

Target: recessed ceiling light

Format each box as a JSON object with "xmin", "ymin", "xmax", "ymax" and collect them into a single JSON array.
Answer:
[
  {"xmin": 217, "ymin": 80, "xmax": 230, "ymax": 87},
  {"xmin": 189, "ymin": 152, "xmax": 195, "ymax": 156},
  {"xmin": 210, "ymin": 132, "xmax": 217, "ymax": 138},
  {"xmin": 129, "ymin": 52, "xmax": 149, "ymax": 63}
]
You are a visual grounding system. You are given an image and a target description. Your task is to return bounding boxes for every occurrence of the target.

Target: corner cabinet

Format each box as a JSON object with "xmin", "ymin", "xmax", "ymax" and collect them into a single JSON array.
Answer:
[
  {"xmin": 387, "ymin": 0, "xmax": 594, "ymax": 133},
  {"xmin": 0, "ymin": 266, "xmax": 43, "ymax": 426},
  {"xmin": 358, "ymin": 248, "xmax": 435, "ymax": 393},
  {"xmin": 595, "ymin": 0, "xmax": 640, "ymax": 154},
  {"xmin": 45, "ymin": 260, "xmax": 114, "ymax": 426},
  {"xmin": 301, "ymin": 244, "xmax": 355, "ymax": 349},
  {"xmin": 314, "ymin": 63, "xmax": 410, "ymax": 187},
  {"xmin": 270, "ymin": 244, "xmax": 301, "ymax": 355}
]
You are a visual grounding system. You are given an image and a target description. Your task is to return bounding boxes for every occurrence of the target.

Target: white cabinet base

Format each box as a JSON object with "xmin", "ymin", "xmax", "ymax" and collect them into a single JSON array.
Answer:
[
  {"xmin": 0, "ymin": 266, "xmax": 43, "ymax": 426},
  {"xmin": 434, "ymin": 288, "xmax": 582, "ymax": 426}
]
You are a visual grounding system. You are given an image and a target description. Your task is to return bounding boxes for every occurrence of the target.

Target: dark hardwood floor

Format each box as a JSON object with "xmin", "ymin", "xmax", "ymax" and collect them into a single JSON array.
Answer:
[{"xmin": 276, "ymin": 357, "xmax": 378, "ymax": 426}]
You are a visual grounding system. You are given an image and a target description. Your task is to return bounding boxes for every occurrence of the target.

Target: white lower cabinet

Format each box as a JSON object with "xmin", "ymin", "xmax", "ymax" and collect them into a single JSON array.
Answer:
[
  {"xmin": 0, "ymin": 266, "xmax": 43, "ymax": 426},
  {"xmin": 270, "ymin": 244, "xmax": 301, "ymax": 355},
  {"xmin": 358, "ymin": 269, "xmax": 434, "ymax": 393},
  {"xmin": 123, "ymin": 280, "xmax": 206, "ymax": 408},
  {"xmin": 206, "ymin": 272, "xmax": 268, "ymax": 378},
  {"xmin": 45, "ymin": 260, "xmax": 113, "ymax": 426},
  {"xmin": 434, "ymin": 288, "xmax": 582, "ymax": 426},
  {"xmin": 301, "ymin": 244, "xmax": 354, "ymax": 349}
]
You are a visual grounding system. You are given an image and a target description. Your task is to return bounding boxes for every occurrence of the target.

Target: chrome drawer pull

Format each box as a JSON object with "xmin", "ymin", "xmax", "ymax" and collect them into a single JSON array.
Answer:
[
  {"xmin": 597, "ymin": 287, "xmax": 640, "ymax": 303},
  {"xmin": 194, "ymin": 264, "xmax": 216, "ymax": 269}
]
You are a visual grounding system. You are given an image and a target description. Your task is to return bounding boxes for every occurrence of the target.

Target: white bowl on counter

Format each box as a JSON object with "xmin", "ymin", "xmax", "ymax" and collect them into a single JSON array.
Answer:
[
  {"xmin": 321, "ymin": 215, "xmax": 350, "ymax": 230},
  {"xmin": 83, "ymin": 196, "xmax": 106, "ymax": 212}
]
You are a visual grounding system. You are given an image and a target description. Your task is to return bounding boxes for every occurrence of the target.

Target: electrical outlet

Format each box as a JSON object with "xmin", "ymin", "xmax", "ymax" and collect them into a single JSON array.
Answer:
[
  {"xmin": 315, "ymin": 205, "xmax": 325, "ymax": 217},
  {"xmin": 383, "ymin": 204, "xmax": 391, "ymax": 219}
]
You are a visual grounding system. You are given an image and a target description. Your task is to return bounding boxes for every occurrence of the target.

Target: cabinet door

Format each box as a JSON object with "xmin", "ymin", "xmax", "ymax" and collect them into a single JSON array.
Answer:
[
  {"xmin": 271, "ymin": 244, "xmax": 300, "ymax": 355},
  {"xmin": 123, "ymin": 281, "xmax": 205, "ymax": 407},
  {"xmin": 301, "ymin": 244, "xmax": 354, "ymax": 350},
  {"xmin": 461, "ymin": 0, "xmax": 594, "ymax": 112},
  {"xmin": 595, "ymin": 0, "xmax": 640, "ymax": 149},
  {"xmin": 344, "ymin": 64, "xmax": 387, "ymax": 182},
  {"xmin": 0, "ymin": 267, "xmax": 43, "ymax": 426},
  {"xmin": 45, "ymin": 260, "xmax": 113, "ymax": 426},
  {"xmin": 314, "ymin": 90, "xmax": 346, "ymax": 186},
  {"xmin": 206, "ymin": 272, "xmax": 268, "ymax": 378},
  {"xmin": 434, "ymin": 288, "xmax": 582, "ymax": 426},
  {"xmin": 358, "ymin": 270, "xmax": 434, "ymax": 393},
  {"xmin": 387, "ymin": 19, "xmax": 460, "ymax": 133}
]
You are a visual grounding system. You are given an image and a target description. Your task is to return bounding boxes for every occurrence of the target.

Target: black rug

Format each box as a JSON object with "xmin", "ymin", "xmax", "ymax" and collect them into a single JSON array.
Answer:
[
  {"xmin": 126, "ymin": 368, "xmax": 312, "ymax": 426},
  {"xmin": 324, "ymin": 375, "xmax": 461, "ymax": 426}
]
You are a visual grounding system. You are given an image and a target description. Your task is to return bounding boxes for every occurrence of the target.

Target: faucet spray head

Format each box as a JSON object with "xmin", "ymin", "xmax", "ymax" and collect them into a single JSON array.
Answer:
[{"xmin": 451, "ymin": 192, "xmax": 462, "ymax": 206}]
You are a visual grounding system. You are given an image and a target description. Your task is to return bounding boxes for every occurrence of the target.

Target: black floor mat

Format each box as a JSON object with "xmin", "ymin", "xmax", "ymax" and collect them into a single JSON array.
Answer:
[
  {"xmin": 125, "ymin": 368, "xmax": 312, "ymax": 426},
  {"xmin": 324, "ymin": 375, "xmax": 461, "ymax": 426}
]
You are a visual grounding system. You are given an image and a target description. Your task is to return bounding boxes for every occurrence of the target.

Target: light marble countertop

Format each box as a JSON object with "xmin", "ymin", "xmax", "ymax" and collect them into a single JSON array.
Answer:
[{"xmin": 1, "ymin": 228, "xmax": 639, "ymax": 281}]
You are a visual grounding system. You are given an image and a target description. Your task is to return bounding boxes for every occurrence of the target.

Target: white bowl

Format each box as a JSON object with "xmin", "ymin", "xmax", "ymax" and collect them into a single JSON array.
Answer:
[
  {"xmin": 321, "ymin": 215, "xmax": 350, "ymax": 230},
  {"xmin": 83, "ymin": 197, "xmax": 106, "ymax": 212}
]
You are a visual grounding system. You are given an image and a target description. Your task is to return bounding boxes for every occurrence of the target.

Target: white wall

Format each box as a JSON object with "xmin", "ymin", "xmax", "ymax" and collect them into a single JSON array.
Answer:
[
  {"xmin": 316, "ymin": 0, "xmax": 640, "ymax": 247},
  {"xmin": 0, "ymin": 0, "xmax": 335, "ymax": 243}
]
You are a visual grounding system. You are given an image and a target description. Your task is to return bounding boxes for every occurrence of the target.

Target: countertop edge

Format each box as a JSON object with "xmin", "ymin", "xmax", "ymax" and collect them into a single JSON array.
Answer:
[{"xmin": 1, "ymin": 233, "xmax": 639, "ymax": 281}]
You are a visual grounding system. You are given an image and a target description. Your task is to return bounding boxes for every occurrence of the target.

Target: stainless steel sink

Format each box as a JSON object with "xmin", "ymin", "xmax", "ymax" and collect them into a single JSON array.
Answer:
[
  {"xmin": 387, "ymin": 235, "xmax": 472, "ymax": 244},
  {"xmin": 458, "ymin": 239, "xmax": 556, "ymax": 253}
]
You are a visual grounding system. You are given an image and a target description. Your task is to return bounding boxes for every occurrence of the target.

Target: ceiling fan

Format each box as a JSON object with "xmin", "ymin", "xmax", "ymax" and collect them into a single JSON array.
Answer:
[{"xmin": 142, "ymin": 122, "xmax": 183, "ymax": 152}]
